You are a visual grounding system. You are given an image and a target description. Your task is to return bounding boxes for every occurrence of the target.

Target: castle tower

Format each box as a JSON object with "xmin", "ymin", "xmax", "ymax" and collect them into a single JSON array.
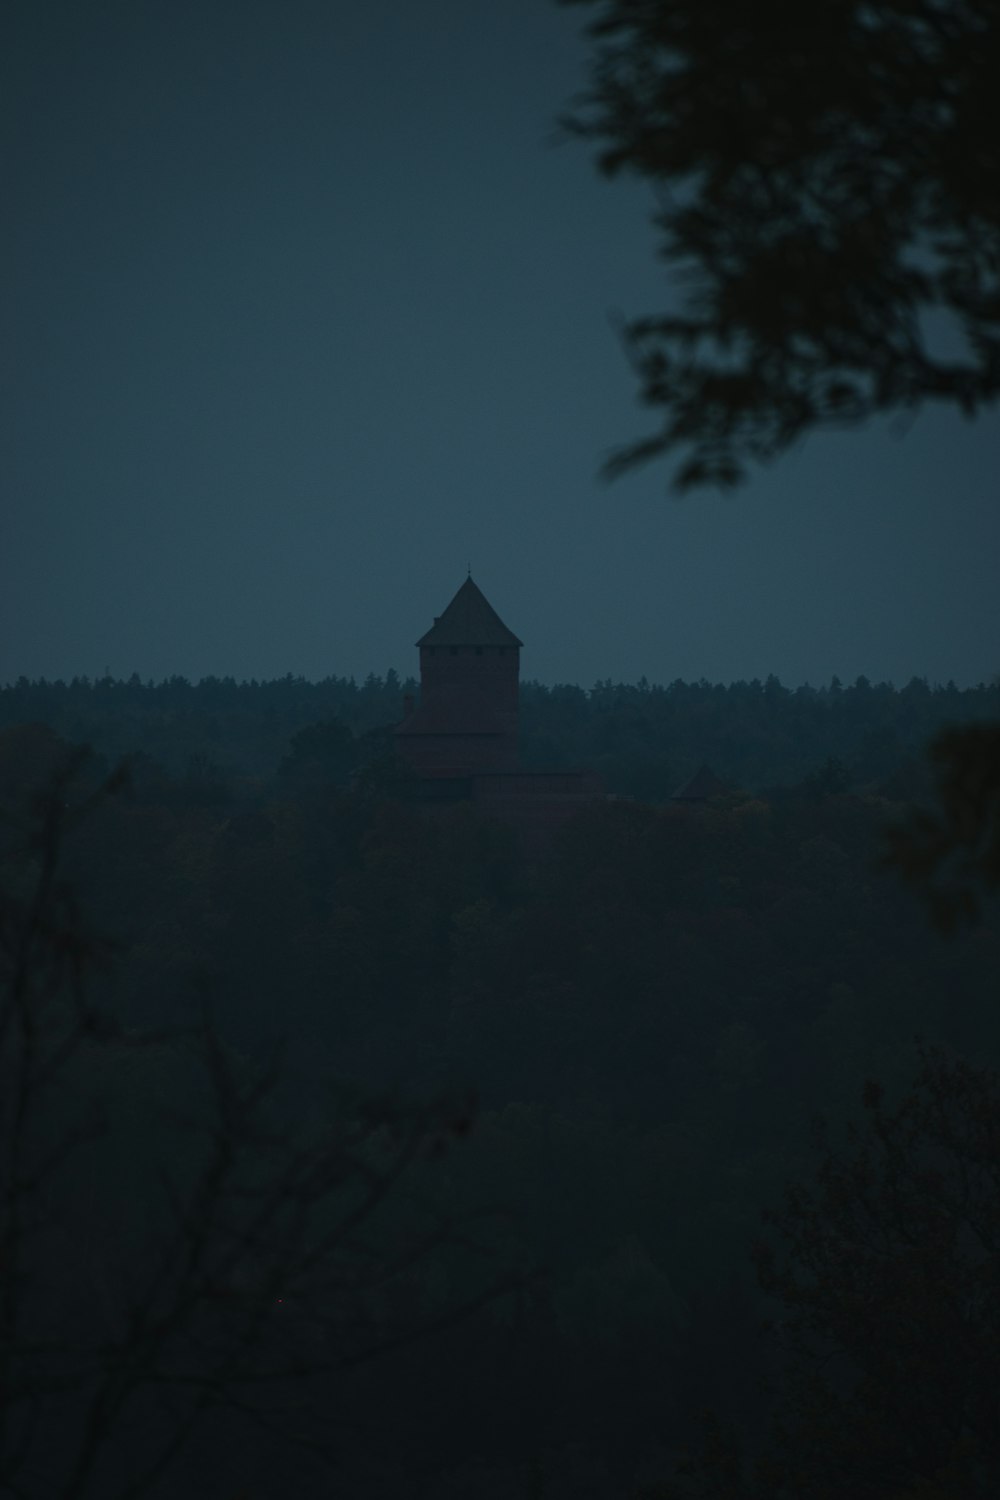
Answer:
[{"xmin": 395, "ymin": 577, "xmax": 522, "ymax": 777}]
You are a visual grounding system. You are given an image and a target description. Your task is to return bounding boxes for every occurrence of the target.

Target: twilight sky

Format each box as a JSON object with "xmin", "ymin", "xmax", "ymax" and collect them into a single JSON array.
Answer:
[{"xmin": 3, "ymin": 0, "xmax": 998, "ymax": 691}]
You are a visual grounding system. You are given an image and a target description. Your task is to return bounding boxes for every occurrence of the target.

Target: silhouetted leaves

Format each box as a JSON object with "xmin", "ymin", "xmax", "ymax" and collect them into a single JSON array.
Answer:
[
  {"xmin": 0, "ymin": 764, "xmax": 512, "ymax": 1497},
  {"xmin": 884, "ymin": 721, "xmax": 1000, "ymax": 929},
  {"xmin": 563, "ymin": 0, "xmax": 1000, "ymax": 487}
]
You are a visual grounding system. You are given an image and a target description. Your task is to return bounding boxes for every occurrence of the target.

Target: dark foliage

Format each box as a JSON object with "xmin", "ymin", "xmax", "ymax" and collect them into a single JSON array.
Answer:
[
  {"xmin": 562, "ymin": 0, "xmax": 1000, "ymax": 488},
  {"xmin": 0, "ymin": 759, "xmax": 513, "ymax": 1498},
  {"xmin": 3, "ymin": 670, "xmax": 997, "ymax": 802},
  {"xmin": 2, "ymin": 689, "xmax": 999, "ymax": 1494},
  {"xmin": 654, "ymin": 1051, "xmax": 1000, "ymax": 1497},
  {"xmin": 0, "ymin": 671, "xmax": 412, "ymax": 783},
  {"xmin": 884, "ymin": 720, "xmax": 1000, "ymax": 929}
]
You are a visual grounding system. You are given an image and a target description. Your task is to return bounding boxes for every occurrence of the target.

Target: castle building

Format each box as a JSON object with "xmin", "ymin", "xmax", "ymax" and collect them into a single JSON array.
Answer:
[
  {"xmin": 395, "ymin": 577, "xmax": 604, "ymax": 852},
  {"xmin": 394, "ymin": 575, "xmax": 521, "ymax": 777}
]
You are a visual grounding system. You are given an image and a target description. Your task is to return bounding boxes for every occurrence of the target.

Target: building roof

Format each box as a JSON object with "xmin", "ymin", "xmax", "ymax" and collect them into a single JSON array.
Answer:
[
  {"xmin": 416, "ymin": 577, "xmax": 523, "ymax": 648},
  {"xmin": 671, "ymin": 763, "xmax": 731, "ymax": 801}
]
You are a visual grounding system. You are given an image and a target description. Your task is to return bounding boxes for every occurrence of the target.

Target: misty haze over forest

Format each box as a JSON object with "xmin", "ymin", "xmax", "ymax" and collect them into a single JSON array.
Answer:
[{"xmin": 3, "ymin": 665, "xmax": 999, "ymax": 799}]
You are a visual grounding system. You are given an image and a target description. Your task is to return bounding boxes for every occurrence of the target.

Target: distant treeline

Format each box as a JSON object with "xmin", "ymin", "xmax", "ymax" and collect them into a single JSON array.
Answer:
[{"xmin": 3, "ymin": 670, "xmax": 997, "ymax": 799}]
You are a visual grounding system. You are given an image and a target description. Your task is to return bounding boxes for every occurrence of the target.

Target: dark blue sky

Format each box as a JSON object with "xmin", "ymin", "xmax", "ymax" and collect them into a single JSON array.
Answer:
[{"xmin": 3, "ymin": 0, "xmax": 998, "ymax": 690}]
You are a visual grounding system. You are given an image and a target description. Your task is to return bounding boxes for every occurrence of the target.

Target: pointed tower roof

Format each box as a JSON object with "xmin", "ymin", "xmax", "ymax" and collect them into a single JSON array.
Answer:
[{"xmin": 416, "ymin": 577, "xmax": 523, "ymax": 648}]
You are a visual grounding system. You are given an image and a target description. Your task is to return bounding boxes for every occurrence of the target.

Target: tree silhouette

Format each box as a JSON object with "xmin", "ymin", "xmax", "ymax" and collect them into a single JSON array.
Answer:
[
  {"xmin": 562, "ymin": 0, "xmax": 1000, "ymax": 489},
  {"xmin": 884, "ymin": 720, "xmax": 1000, "ymax": 930},
  {"xmin": 648, "ymin": 1049, "xmax": 1000, "ymax": 1498},
  {"xmin": 0, "ymin": 756, "xmax": 505, "ymax": 1497}
]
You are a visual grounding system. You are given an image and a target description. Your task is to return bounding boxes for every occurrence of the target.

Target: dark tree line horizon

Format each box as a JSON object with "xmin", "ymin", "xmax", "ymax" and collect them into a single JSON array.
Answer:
[{"xmin": 3, "ymin": 669, "xmax": 997, "ymax": 806}]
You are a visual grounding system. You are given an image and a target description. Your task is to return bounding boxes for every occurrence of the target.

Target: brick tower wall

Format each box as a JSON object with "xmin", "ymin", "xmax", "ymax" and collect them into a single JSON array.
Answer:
[
  {"xmin": 393, "ymin": 643, "xmax": 520, "ymax": 778},
  {"xmin": 396, "ymin": 732, "xmax": 517, "ymax": 777},
  {"xmin": 419, "ymin": 644, "xmax": 519, "ymax": 734}
]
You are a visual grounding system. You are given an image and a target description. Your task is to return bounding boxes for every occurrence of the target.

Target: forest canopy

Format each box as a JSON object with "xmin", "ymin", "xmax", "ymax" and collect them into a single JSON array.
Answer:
[
  {"xmin": 2, "ymin": 669, "xmax": 996, "ymax": 800},
  {"xmin": 2, "ymin": 672, "xmax": 1000, "ymax": 1493}
]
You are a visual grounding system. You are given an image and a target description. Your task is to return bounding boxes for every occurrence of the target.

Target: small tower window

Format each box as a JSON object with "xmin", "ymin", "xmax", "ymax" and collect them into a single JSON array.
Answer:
[
  {"xmin": 450, "ymin": 647, "xmax": 459, "ymax": 656},
  {"xmin": 475, "ymin": 647, "xmax": 483, "ymax": 656}
]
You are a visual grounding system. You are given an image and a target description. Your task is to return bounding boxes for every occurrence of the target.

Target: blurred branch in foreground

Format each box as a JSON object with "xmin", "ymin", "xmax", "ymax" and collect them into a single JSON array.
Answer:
[{"xmin": 562, "ymin": 0, "xmax": 1000, "ymax": 490}]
